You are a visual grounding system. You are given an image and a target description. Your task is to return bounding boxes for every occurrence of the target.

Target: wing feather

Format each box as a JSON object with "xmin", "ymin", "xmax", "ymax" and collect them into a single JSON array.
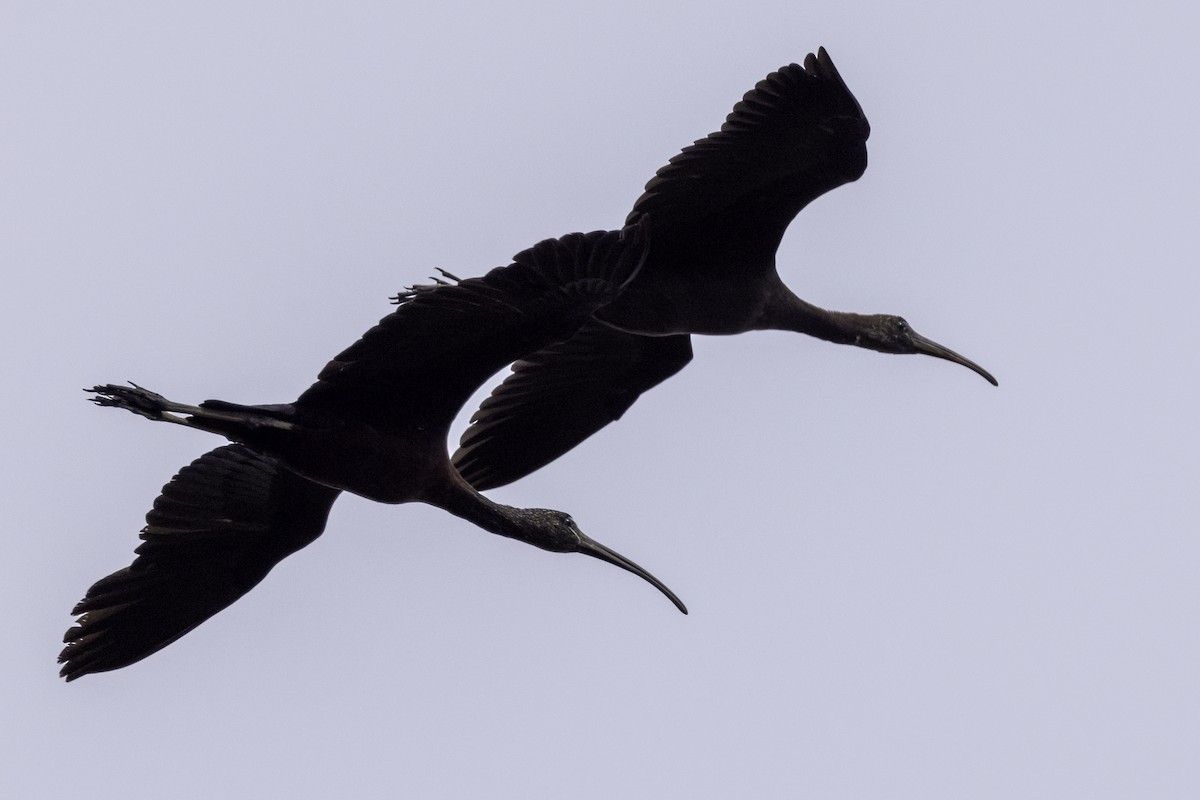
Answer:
[
  {"xmin": 453, "ymin": 323, "xmax": 693, "ymax": 490},
  {"xmin": 59, "ymin": 445, "xmax": 338, "ymax": 680},
  {"xmin": 627, "ymin": 48, "xmax": 869, "ymax": 245}
]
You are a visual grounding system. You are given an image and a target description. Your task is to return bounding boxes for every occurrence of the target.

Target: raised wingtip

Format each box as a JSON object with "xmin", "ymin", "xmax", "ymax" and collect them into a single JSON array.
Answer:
[
  {"xmin": 812, "ymin": 47, "xmax": 838, "ymax": 78},
  {"xmin": 802, "ymin": 47, "xmax": 839, "ymax": 79}
]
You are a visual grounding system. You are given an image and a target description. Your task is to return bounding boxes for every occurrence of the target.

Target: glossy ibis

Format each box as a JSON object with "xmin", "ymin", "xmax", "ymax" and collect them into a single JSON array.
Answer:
[
  {"xmin": 60, "ymin": 225, "xmax": 686, "ymax": 682},
  {"xmin": 453, "ymin": 48, "xmax": 996, "ymax": 491}
]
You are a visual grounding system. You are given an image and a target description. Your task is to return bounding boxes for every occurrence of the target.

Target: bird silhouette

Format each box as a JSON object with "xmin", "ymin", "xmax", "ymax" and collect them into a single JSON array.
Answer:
[
  {"xmin": 60, "ymin": 225, "xmax": 686, "ymax": 682},
  {"xmin": 452, "ymin": 48, "xmax": 997, "ymax": 491}
]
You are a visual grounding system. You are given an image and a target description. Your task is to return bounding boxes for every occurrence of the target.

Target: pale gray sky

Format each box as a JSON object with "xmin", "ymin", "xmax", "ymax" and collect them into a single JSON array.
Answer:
[{"xmin": 5, "ymin": 2, "xmax": 1198, "ymax": 797}]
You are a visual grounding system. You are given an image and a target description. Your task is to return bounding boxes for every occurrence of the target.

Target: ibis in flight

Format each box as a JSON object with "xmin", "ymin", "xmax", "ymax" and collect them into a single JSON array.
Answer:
[
  {"xmin": 452, "ymin": 47, "xmax": 997, "ymax": 491},
  {"xmin": 60, "ymin": 225, "xmax": 686, "ymax": 681}
]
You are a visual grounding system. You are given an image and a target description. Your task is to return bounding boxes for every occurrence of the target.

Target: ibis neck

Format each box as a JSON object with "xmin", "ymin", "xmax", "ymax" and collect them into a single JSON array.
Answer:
[
  {"xmin": 761, "ymin": 286, "xmax": 866, "ymax": 345},
  {"xmin": 425, "ymin": 468, "xmax": 529, "ymax": 543}
]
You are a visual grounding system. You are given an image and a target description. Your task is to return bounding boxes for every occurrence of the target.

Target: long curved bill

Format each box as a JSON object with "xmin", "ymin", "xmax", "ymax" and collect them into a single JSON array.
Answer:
[
  {"xmin": 576, "ymin": 533, "xmax": 688, "ymax": 614},
  {"xmin": 910, "ymin": 332, "xmax": 998, "ymax": 386}
]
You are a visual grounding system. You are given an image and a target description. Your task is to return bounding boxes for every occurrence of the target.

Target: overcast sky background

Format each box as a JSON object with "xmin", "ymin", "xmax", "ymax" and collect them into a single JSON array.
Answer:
[{"xmin": 4, "ymin": 2, "xmax": 1198, "ymax": 797}]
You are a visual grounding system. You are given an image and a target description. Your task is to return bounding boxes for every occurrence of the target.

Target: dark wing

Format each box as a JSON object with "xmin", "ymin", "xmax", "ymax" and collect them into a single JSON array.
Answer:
[
  {"xmin": 453, "ymin": 323, "xmax": 693, "ymax": 490},
  {"xmin": 628, "ymin": 47, "xmax": 870, "ymax": 255},
  {"xmin": 59, "ymin": 445, "xmax": 338, "ymax": 681},
  {"xmin": 295, "ymin": 225, "xmax": 648, "ymax": 435}
]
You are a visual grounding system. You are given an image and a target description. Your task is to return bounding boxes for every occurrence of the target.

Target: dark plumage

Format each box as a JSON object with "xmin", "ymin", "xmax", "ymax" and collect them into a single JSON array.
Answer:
[
  {"xmin": 60, "ymin": 225, "xmax": 686, "ymax": 682},
  {"xmin": 453, "ymin": 48, "xmax": 996, "ymax": 491}
]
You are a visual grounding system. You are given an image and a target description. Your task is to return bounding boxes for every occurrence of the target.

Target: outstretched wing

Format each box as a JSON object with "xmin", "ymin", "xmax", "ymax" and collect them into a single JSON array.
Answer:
[
  {"xmin": 59, "ymin": 445, "xmax": 339, "ymax": 681},
  {"xmin": 453, "ymin": 323, "xmax": 693, "ymax": 490},
  {"xmin": 628, "ymin": 47, "xmax": 870, "ymax": 256},
  {"xmin": 295, "ymin": 225, "xmax": 649, "ymax": 435}
]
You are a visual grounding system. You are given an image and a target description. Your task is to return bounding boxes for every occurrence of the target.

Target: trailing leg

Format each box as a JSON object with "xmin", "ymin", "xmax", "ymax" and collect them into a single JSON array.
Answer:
[{"xmin": 87, "ymin": 383, "xmax": 296, "ymax": 440}]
